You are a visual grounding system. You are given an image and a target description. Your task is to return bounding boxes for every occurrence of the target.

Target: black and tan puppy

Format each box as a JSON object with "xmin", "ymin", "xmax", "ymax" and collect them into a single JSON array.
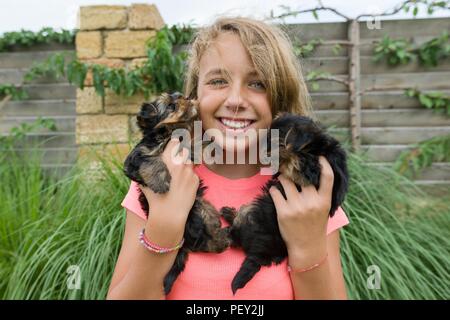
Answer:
[
  {"xmin": 220, "ymin": 113, "xmax": 349, "ymax": 294},
  {"xmin": 123, "ymin": 92, "xmax": 230, "ymax": 295}
]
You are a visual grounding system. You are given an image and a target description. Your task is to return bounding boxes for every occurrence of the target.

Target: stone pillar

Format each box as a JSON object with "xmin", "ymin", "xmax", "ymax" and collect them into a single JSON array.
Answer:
[{"xmin": 75, "ymin": 4, "xmax": 164, "ymax": 169}]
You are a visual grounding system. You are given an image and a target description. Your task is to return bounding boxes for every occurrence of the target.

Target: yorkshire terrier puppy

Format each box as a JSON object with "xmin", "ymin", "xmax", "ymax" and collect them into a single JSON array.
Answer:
[
  {"xmin": 123, "ymin": 92, "xmax": 230, "ymax": 295},
  {"xmin": 220, "ymin": 113, "xmax": 349, "ymax": 294}
]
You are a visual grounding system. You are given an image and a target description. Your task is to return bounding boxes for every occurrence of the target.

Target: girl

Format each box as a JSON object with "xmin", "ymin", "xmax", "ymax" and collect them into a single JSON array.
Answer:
[{"xmin": 107, "ymin": 16, "xmax": 350, "ymax": 300}]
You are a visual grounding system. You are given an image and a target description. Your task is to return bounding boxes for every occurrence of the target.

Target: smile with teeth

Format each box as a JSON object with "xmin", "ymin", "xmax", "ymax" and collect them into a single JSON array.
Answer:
[{"xmin": 219, "ymin": 117, "xmax": 254, "ymax": 129}]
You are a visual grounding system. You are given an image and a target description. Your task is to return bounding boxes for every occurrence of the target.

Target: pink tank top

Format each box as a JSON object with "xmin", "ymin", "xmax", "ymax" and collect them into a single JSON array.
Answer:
[{"xmin": 121, "ymin": 163, "xmax": 350, "ymax": 299}]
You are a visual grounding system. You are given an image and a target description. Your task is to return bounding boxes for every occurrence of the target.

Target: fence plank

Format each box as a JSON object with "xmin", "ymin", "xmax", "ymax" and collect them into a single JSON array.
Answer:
[
  {"xmin": 312, "ymin": 90, "xmax": 450, "ymax": 110},
  {"xmin": 368, "ymin": 162, "xmax": 450, "ymax": 181},
  {"xmin": 0, "ymin": 147, "xmax": 78, "ymax": 165},
  {"xmin": 285, "ymin": 22, "xmax": 348, "ymax": 41},
  {"xmin": 1, "ymin": 100, "xmax": 76, "ymax": 116},
  {"xmin": 302, "ymin": 57, "xmax": 348, "ymax": 74},
  {"xmin": 315, "ymin": 109, "xmax": 450, "ymax": 127},
  {"xmin": 360, "ymin": 56, "xmax": 450, "ymax": 74},
  {"xmin": 0, "ymin": 69, "xmax": 70, "ymax": 85},
  {"xmin": 0, "ymin": 132, "xmax": 76, "ymax": 148},
  {"xmin": 21, "ymin": 84, "xmax": 76, "ymax": 100},
  {"xmin": 328, "ymin": 127, "xmax": 450, "ymax": 144},
  {"xmin": 0, "ymin": 50, "xmax": 74, "ymax": 68},
  {"xmin": 361, "ymin": 72, "xmax": 450, "ymax": 91},
  {"xmin": 358, "ymin": 17, "xmax": 450, "ymax": 39},
  {"xmin": 361, "ymin": 144, "xmax": 412, "ymax": 162},
  {"xmin": 0, "ymin": 116, "xmax": 75, "ymax": 133}
]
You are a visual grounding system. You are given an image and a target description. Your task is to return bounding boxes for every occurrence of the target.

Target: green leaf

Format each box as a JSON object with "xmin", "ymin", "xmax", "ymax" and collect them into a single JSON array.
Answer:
[
  {"xmin": 332, "ymin": 44, "xmax": 342, "ymax": 55},
  {"xmin": 419, "ymin": 94, "xmax": 433, "ymax": 108}
]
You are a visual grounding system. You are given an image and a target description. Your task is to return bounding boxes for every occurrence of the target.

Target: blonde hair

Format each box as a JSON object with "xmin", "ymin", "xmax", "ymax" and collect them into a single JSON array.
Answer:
[{"xmin": 183, "ymin": 16, "xmax": 313, "ymax": 118}]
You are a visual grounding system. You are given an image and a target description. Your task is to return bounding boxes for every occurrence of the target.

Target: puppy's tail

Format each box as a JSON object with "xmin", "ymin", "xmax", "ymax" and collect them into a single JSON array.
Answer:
[
  {"xmin": 231, "ymin": 256, "xmax": 262, "ymax": 295},
  {"xmin": 163, "ymin": 247, "xmax": 189, "ymax": 295}
]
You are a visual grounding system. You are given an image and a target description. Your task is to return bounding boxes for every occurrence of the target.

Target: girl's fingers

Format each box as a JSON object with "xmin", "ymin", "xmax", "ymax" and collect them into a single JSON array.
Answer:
[
  {"xmin": 317, "ymin": 156, "xmax": 334, "ymax": 200},
  {"xmin": 180, "ymin": 147, "xmax": 191, "ymax": 165},
  {"xmin": 269, "ymin": 185, "xmax": 287, "ymax": 213},
  {"xmin": 138, "ymin": 183, "xmax": 155, "ymax": 199},
  {"xmin": 297, "ymin": 182, "xmax": 318, "ymax": 200},
  {"xmin": 167, "ymin": 139, "xmax": 183, "ymax": 165},
  {"xmin": 277, "ymin": 174, "xmax": 300, "ymax": 202}
]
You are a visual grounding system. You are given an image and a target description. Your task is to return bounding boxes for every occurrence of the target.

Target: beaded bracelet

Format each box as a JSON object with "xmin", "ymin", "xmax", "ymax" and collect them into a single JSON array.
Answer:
[
  {"xmin": 287, "ymin": 253, "xmax": 328, "ymax": 273},
  {"xmin": 139, "ymin": 228, "xmax": 184, "ymax": 254}
]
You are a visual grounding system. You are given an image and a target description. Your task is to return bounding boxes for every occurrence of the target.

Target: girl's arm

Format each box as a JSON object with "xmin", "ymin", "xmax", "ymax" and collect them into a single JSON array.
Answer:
[
  {"xmin": 287, "ymin": 229, "xmax": 347, "ymax": 300},
  {"xmin": 107, "ymin": 209, "xmax": 185, "ymax": 300},
  {"xmin": 108, "ymin": 139, "xmax": 199, "ymax": 299},
  {"xmin": 269, "ymin": 156, "xmax": 348, "ymax": 300}
]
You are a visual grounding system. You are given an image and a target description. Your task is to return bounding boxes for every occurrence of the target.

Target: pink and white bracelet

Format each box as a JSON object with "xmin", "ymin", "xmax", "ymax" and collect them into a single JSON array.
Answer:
[{"xmin": 139, "ymin": 228, "xmax": 184, "ymax": 254}]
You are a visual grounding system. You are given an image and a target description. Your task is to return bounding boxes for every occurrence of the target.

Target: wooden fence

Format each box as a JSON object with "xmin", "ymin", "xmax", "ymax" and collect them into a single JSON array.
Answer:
[
  {"xmin": 0, "ymin": 17, "xmax": 449, "ymax": 194},
  {"xmin": 0, "ymin": 42, "xmax": 76, "ymax": 177},
  {"xmin": 288, "ymin": 17, "xmax": 450, "ymax": 195}
]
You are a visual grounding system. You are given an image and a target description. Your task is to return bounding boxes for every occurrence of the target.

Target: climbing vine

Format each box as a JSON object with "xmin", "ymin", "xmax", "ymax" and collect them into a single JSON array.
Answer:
[
  {"xmin": 393, "ymin": 88, "xmax": 450, "ymax": 177},
  {"xmin": 292, "ymin": 38, "xmax": 323, "ymax": 58},
  {"xmin": 7, "ymin": 24, "xmax": 194, "ymax": 100},
  {"xmin": 0, "ymin": 84, "xmax": 27, "ymax": 100},
  {"xmin": 405, "ymin": 88, "xmax": 450, "ymax": 115},
  {"xmin": 0, "ymin": 117, "xmax": 57, "ymax": 149},
  {"xmin": 393, "ymin": 134, "xmax": 450, "ymax": 178},
  {"xmin": 373, "ymin": 31, "xmax": 450, "ymax": 67},
  {"xmin": 0, "ymin": 27, "xmax": 76, "ymax": 52}
]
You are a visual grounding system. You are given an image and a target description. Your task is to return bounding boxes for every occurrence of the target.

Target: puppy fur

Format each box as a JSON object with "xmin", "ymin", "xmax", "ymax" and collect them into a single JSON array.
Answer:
[
  {"xmin": 123, "ymin": 92, "xmax": 230, "ymax": 295},
  {"xmin": 220, "ymin": 113, "xmax": 349, "ymax": 294}
]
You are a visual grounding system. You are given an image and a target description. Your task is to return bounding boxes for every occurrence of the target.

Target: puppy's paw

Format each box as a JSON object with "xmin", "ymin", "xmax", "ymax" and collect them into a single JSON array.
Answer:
[{"xmin": 220, "ymin": 206, "xmax": 237, "ymax": 224}]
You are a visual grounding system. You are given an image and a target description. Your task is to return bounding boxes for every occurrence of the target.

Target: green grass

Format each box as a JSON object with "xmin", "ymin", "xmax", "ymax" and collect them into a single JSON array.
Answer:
[
  {"xmin": 0, "ymin": 146, "xmax": 449, "ymax": 299},
  {"xmin": 0, "ymin": 147, "xmax": 128, "ymax": 299}
]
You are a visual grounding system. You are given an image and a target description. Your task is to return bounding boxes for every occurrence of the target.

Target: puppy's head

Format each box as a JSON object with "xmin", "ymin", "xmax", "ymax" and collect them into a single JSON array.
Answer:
[
  {"xmin": 270, "ymin": 112, "xmax": 349, "ymax": 215},
  {"xmin": 271, "ymin": 112, "xmax": 325, "ymax": 153},
  {"xmin": 136, "ymin": 92, "xmax": 199, "ymax": 138},
  {"xmin": 269, "ymin": 112, "xmax": 326, "ymax": 184}
]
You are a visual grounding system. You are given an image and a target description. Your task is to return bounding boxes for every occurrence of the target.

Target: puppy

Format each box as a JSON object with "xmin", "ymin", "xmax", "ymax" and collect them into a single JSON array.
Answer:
[
  {"xmin": 123, "ymin": 92, "xmax": 230, "ymax": 295},
  {"xmin": 220, "ymin": 113, "xmax": 349, "ymax": 294}
]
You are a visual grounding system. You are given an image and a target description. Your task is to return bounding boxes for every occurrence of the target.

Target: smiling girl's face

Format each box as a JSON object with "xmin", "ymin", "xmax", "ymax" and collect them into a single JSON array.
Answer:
[{"xmin": 196, "ymin": 32, "xmax": 273, "ymax": 157}]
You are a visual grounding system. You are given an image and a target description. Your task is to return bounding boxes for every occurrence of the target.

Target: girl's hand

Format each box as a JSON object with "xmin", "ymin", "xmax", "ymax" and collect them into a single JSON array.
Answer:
[
  {"xmin": 138, "ymin": 139, "xmax": 199, "ymax": 232},
  {"xmin": 269, "ymin": 156, "xmax": 334, "ymax": 262}
]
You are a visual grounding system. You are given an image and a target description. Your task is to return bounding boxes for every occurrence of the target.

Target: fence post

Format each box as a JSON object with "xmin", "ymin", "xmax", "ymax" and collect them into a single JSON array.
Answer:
[{"xmin": 348, "ymin": 19, "xmax": 361, "ymax": 151}]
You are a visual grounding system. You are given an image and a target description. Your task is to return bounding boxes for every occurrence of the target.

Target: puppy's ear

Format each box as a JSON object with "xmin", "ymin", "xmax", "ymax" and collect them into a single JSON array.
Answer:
[
  {"xmin": 136, "ymin": 102, "xmax": 159, "ymax": 131},
  {"xmin": 156, "ymin": 97, "xmax": 199, "ymax": 128}
]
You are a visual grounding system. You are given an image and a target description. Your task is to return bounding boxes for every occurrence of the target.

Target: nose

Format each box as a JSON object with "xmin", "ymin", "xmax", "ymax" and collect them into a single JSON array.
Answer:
[{"xmin": 224, "ymin": 83, "xmax": 248, "ymax": 114}]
